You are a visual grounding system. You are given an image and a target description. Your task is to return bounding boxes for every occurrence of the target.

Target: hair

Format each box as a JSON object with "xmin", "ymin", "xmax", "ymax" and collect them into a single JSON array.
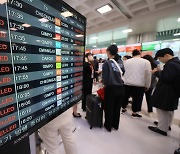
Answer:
[
  {"xmin": 107, "ymin": 45, "xmax": 120, "ymax": 61},
  {"xmin": 85, "ymin": 53, "xmax": 92, "ymax": 58},
  {"xmin": 94, "ymin": 56, "xmax": 97, "ymax": 59},
  {"xmin": 143, "ymin": 55, "xmax": 157, "ymax": 69},
  {"xmin": 155, "ymin": 48, "xmax": 174, "ymax": 59},
  {"xmin": 124, "ymin": 55, "xmax": 132, "ymax": 59},
  {"xmin": 107, "ymin": 45, "xmax": 118, "ymax": 55},
  {"xmin": 132, "ymin": 49, "xmax": 141, "ymax": 57}
]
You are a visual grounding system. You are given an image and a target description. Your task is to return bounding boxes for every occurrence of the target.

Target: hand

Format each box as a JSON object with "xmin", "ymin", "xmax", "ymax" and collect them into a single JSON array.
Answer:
[{"xmin": 151, "ymin": 68, "xmax": 158, "ymax": 74}]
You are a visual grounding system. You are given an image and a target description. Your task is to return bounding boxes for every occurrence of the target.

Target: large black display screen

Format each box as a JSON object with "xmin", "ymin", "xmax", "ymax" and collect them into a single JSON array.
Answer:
[{"xmin": 0, "ymin": 0, "xmax": 86, "ymax": 148}]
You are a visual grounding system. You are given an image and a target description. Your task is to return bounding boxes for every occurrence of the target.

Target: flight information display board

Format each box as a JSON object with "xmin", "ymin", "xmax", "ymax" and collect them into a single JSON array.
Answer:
[{"xmin": 0, "ymin": 0, "xmax": 86, "ymax": 148}]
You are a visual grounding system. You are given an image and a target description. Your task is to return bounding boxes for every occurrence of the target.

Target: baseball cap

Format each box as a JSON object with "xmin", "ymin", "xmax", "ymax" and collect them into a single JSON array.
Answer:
[{"xmin": 155, "ymin": 48, "xmax": 174, "ymax": 59}]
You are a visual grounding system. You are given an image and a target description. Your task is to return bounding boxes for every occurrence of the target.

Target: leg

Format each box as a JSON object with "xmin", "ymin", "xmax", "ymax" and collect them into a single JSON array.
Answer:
[
  {"xmin": 104, "ymin": 87, "xmax": 115, "ymax": 131},
  {"xmin": 122, "ymin": 85, "xmax": 132, "ymax": 109},
  {"xmin": 72, "ymin": 104, "xmax": 81, "ymax": 117},
  {"xmin": 39, "ymin": 127, "xmax": 60, "ymax": 154},
  {"xmin": 145, "ymin": 88, "xmax": 153, "ymax": 113},
  {"xmin": 112, "ymin": 87, "xmax": 124, "ymax": 130},
  {"xmin": 131, "ymin": 87, "xmax": 144, "ymax": 113},
  {"xmin": 168, "ymin": 111, "xmax": 174, "ymax": 127},
  {"xmin": 156, "ymin": 109, "xmax": 169, "ymax": 132},
  {"xmin": 59, "ymin": 121, "xmax": 78, "ymax": 154}
]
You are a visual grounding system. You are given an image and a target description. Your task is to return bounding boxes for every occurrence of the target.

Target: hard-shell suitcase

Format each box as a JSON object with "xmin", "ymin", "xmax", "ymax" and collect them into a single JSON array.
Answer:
[{"xmin": 86, "ymin": 94, "xmax": 103, "ymax": 129}]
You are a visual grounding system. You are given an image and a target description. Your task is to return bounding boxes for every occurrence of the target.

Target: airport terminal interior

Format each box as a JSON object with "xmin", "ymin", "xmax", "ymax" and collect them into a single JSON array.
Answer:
[{"xmin": 0, "ymin": 0, "xmax": 180, "ymax": 154}]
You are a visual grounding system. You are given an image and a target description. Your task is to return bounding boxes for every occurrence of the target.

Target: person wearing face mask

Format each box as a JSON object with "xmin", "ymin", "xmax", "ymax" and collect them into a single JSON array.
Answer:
[
  {"xmin": 102, "ymin": 45, "xmax": 124, "ymax": 132},
  {"xmin": 148, "ymin": 48, "xmax": 180, "ymax": 136},
  {"xmin": 81, "ymin": 53, "xmax": 94, "ymax": 111}
]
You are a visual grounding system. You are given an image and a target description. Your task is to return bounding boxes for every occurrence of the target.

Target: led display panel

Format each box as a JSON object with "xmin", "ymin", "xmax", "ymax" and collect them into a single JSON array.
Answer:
[{"xmin": 0, "ymin": 0, "xmax": 86, "ymax": 149}]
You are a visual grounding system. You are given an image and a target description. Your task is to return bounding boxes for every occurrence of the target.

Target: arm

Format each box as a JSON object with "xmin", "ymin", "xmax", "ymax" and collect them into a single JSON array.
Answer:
[
  {"xmin": 155, "ymin": 63, "xmax": 177, "ymax": 82},
  {"xmin": 102, "ymin": 62, "xmax": 109, "ymax": 85},
  {"xmin": 145, "ymin": 61, "xmax": 152, "ymax": 89}
]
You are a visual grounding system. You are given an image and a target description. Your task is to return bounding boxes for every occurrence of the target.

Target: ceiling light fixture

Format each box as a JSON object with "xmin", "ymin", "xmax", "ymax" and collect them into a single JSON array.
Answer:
[
  {"xmin": 174, "ymin": 33, "xmax": 180, "ymax": 36},
  {"xmin": 91, "ymin": 37, "xmax": 98, "ymax": 40},
  {"xmin": 122, "ymin": 29, "xmax": 133, "ymax": 33},
  {"xmin": 76, "ymin": 34, "xmax": 84, "ymax": 38},
  {"xmin": 61, "ymin": 11, "xmax": 73, "ymax": 17},
  {"xmin": 93, "ymin": 45, "xmax": 97, "ymax": 48},
  {"xmin": 10, "ymin": 28, "xmax": 18, "ymax": 31},
  {"xmin": 173, "ymin": 38, "xmax": 180, "ymax": 41},
  {"xmin": 177, "ymin": 18, "xmax": 180, "ymax": 22},
  {"xmin": 97, "ymin": 4, "xmax": 113, "ymax": 14},
  {"xmin": 38, "ymin": 18, "xmax": 49, "ymax": 23},
  {"xmin": 22, "ymin": 23, "xmax": 31, "ymax": 27}
]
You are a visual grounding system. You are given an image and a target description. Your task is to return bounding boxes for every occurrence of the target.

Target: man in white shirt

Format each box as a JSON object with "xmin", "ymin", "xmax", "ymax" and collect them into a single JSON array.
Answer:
[{"xmin": 122, "ymin": 49, "xmax": 151, "ymax": 118}]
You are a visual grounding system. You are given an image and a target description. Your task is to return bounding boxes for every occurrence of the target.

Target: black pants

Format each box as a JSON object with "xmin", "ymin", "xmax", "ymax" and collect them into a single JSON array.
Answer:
[
  {"xmin": 145, "ymin": 88, "xmax": 153, "ymax": 112},
  {"xmin": 104, "ymin": 86, "xmax": 124, "ymax": 131},
  {"xmin": 82, "ymin": 79, "xmax": 93, "ymax": 111},
  {"xmin": 122, "ymin": 85, "xmax": 144, "ymax": 112}
]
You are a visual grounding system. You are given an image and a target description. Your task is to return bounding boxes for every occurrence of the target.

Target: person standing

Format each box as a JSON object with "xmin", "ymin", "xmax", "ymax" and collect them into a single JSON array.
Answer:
[
  {"xmin": 142, "ymin": 55, "xmax": 158, "ymax": 116},
  {"xmin": 102, "ymin": 45, "xmax": 124, "ymax": 132},
  {"xmin": 39, "ymin": 109, "xmax": 78, "ymax": 154},
  {"xmin": 148, "ymin": 48, "xmax": 180, "ymax": 136},
  {"xmin": 82, "ymin": 53, "xmax": 94, "ymax": 111},
  {"xmin": 122, "ymin": 49, "xmax": 151, "ymax": 118}
]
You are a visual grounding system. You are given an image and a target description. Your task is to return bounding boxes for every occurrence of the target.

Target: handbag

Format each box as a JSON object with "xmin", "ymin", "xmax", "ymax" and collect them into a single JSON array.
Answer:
[{"xmin": 97, "ymin": 87, "xmax": 105, "ymax": 101}]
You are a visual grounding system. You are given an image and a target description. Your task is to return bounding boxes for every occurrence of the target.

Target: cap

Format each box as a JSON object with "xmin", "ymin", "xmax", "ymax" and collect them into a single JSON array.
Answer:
[{"xmin": 155, "ymin": 48, "xmax": 174, "ymax": 59}]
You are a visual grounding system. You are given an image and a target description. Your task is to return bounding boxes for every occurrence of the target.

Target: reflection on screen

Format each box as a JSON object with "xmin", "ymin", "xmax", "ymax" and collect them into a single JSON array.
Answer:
[{"xmin": 0, "ymin": 0, "xmax": 86, "ymax": 148}]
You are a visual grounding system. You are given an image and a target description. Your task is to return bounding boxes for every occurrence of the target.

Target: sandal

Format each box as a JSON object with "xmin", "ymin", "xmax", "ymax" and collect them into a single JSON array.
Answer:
[{"xmin": 73, "ymin": 112, "xmax": 81, "ymax": 118}]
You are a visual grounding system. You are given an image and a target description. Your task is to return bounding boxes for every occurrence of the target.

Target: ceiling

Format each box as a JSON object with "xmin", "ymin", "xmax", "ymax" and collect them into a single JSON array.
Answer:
[{"xmin": 64, "ymin": 0, "xmax": 180, "ymax": 35}]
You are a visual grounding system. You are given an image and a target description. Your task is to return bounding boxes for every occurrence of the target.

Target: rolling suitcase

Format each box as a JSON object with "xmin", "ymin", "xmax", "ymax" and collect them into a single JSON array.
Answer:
[{"xmin": 86, "ymin": 94, "xmax": 103, "ymax": 129}]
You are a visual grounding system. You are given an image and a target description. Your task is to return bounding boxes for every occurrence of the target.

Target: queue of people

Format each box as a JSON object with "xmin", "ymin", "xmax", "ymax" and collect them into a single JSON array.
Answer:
[{"xmin": 40, "ymin": 45, "xmax": 180, "ymax": 154}]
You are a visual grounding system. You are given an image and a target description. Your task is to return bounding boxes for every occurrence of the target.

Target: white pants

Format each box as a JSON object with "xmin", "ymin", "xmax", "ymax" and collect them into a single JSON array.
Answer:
[
  {"xmin": 39, "ymin": 109, "xmax": 78, "ymax": 154},
  {"xmin": 156, "ymin": 109, "xmax": 174, "ymax": 132}
]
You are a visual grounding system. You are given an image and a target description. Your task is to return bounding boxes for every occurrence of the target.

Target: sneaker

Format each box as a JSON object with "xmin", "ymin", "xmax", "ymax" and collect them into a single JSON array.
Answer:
[
  {"xmin": 121, "ymin": 109, "xmax": 127, "ymax": 114},
  {"xmin": 131, "ymin": 113, "xmax": 142, "ymax": 118},
  {"xmin": 154, "ymin": 121, "xmax": 171, "ymax": 131},
  {"xmin": 148, "ymin": 126, "xmax": 167, "ymax": 136}
]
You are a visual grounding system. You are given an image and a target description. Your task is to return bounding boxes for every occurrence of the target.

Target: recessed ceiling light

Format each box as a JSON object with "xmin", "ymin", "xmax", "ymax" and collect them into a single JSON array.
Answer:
[
  {"xmin": 174, "ymin": 33, "xmax": 180, "ymax": 36},
  {"xmin": 0, "ymin": 0, "xmax": 7, "ymax": 4},
  {"xmin": 61, "ymin": 11, "xmax": 73, "ymax": 17},
  {"xmin": 39, "ymin": 18, "xmax": 49, "ymax": 23},
  {"xmin": 76, "ymin": 34, "xmax": 84, "ymax": 38},
  {"xmin": 177, "ymin": 18, "xmax": 180, "ymax": 22},
  {"xmin": 91, "ymin": 37, "xmax": 98, "ymax": 40},
  {"xmin": 97, "ymin": 4, "xmax": 112, "ymax": 14},
  {"xmin": 22, "ymin": 23, "xmax": 31, "ymax": 27},
  {"xmin": 122, "ymin": 29, "xmax": 133, "ymax": 33}
]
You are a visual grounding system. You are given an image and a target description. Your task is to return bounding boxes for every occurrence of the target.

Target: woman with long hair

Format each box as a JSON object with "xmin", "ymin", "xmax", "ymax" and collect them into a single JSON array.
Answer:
[
  {"xmin": 102, "ymin": 45, "xmax": 124, "ymax": 132},
  {"xmin": 143, "ymin": 55, "xmax": 158, "ymax": 116},
  {"xmin": 73, "ymin": 53, "xmax": 94, "ymax": 117}
]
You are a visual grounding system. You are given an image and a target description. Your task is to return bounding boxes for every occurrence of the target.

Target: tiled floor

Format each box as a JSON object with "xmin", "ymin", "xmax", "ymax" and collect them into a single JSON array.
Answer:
[
  {"xmin": 47, "ymin": 105, "xmax": 179, "ymax": 154},
  {"xmin": 39, "ymin": 84, "xmax": 180, "ymax": 154}
]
